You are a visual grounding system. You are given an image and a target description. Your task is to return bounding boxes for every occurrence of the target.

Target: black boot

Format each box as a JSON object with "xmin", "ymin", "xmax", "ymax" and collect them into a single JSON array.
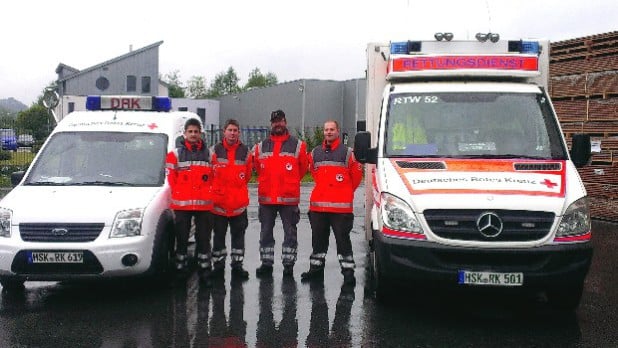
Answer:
[
  {"xmin": 283, "ymin": 265, "xmax": 294, "ymax": 277},
  {"xmin": 301, "ymin": 267, "xmax": 324, "ymax": 281},
  {"xmin": 342, "ymin": 269, "xmax": 356, "ymax": 286},
  {"xmin": 231, "ymin": 264, "xmax": 249, "ymax": 280},
  {"xmin": 255, "ymin": 264, "xmax": 273, "ymax": 277}
]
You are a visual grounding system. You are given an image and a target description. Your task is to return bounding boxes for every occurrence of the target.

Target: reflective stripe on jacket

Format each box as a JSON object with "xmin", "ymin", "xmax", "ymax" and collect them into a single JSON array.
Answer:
[
  {"xmin": 166, "ymin": 140, "xmax": 213, "ymax": 211},
  {"xmin": 253, "ymin": 132, "xmax": 308, "ymax": 205},
  {"xmin": 309, "ymin": 138, "xmax": 363, "ymax": 213},
  {"xmin": 210, "ymin": 141, "xmax": 252, "ymax": 217}
]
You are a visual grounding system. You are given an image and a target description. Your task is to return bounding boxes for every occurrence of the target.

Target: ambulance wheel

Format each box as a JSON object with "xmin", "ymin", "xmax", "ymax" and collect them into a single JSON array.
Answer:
[
  {"xmin": 546, "ymin": 282, "xmax": 584, "ymax": 311},
  {"xmin": 370, "ymin": 249, "xmax": 395, "ymax": 303},
  {"xmin": 151, "ymin": 214, "xmax": 174, "ymax": 285},
  {"xmin": 0, "ymin": 277, "xmax": 25, "ymax": 293}
]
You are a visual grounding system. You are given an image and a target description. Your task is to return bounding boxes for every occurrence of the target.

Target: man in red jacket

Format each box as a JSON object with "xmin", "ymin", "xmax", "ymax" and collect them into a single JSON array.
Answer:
[
  {"xmin": 253, "ymin": 109, "xmax": 308, "ymax": 277},
  {"xmin": 301, "ymin": 120, "xmax": 363, "ymax": 285},
  {"xmin": 210, "ymin": 119, "xmax": 252, "ymax": 280},
  {"xmin": 165, "ymin": 118, "xmax": 214, "ymax": 286}
]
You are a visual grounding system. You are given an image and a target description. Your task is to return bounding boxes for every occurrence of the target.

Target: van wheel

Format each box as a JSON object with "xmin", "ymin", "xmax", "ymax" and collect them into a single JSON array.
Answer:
[
  {"xmin": 546, "ymin": 282, "xmax": 584, "ymax": 311},
  {"xmin": 0, "ymin": 277, "xmax": 25, "ymax": 292},
  {"xmin": 151, "ymin": 217, "xmax": 174, "ymax": 285},
  {"xmin": 370, "ymin": 249, "xmax": 394, "ymax": 303}
]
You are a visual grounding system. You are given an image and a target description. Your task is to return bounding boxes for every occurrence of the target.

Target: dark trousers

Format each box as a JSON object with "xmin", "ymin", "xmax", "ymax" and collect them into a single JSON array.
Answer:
[
  {"xmin": 174, "ymin": 210, "xmax": 213, "ymax": 256},
  {"xmin": 308, "ymin": 211, "xmax": 355, "ymax": 272},
  {"xmin": 212, "ymin": 210, "xmax": 248, "ymax": 268},
  {"xmin": 258, "ymin": 204, "xmax": 300, "ymax": 266}
]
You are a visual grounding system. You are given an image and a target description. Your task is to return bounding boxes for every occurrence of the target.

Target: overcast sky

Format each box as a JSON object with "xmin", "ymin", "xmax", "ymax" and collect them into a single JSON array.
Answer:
[{"xmin": 1, "ymin": 0, "xmax": 616, "ymax": 105}]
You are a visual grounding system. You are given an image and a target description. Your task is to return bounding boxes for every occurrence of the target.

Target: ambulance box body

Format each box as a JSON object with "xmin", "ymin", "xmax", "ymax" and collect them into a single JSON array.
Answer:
[
  {"xmin": 355, "ymin": 38, "xmax": 593, "ymax": 310},
  {"xmin": 0, "ymin": 96, "xmax": 197, "ymax": 290}
]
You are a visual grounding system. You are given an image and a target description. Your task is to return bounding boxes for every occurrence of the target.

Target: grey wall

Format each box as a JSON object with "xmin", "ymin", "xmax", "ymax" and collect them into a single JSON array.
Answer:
[
  {"xmin": 219, "ymin": 78, "xmax": 366, "ymax": 142},
  {"xmin": 59, "ymin": 48, "xmax": 159, "ymax": 97}
]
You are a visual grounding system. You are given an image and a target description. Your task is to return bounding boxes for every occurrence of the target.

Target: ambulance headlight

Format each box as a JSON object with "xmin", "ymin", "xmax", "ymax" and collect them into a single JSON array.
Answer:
[
  {"xmin": 555, "ymin": 198, "xmax": 591, "ymax": 240},
  {"xmin": 381, "ymin": 192, "xmax": 423, "ymax": 233},
  {"xmin": 111, "ymin": 208, "xmax": 144, "ymax": 237},
  {"xmin": 0, "ymin": 208, "xmax": 12, "ymax": 237}
]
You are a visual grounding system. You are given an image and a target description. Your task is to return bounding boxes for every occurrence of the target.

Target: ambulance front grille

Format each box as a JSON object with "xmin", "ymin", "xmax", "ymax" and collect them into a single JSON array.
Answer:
[
  {"xmin": 19, "ymin": 223, "xmax": 105, "ymax": 242},
  {"xmin": 514, "ymin": 163, "xmax": 562, "ymax": 171},
  {"xmin": 423, "ymin": 209, "xmax": 555, "ymax": 242},
  {"xmin": 396, "ymin": 161, "xmax": 446, "ymax": 170}
]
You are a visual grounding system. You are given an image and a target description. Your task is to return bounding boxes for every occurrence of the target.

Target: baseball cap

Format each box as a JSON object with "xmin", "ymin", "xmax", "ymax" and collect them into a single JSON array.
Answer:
[{"xmin": 270, "ymin": 109, "xmax": 286, "ymax": 122}]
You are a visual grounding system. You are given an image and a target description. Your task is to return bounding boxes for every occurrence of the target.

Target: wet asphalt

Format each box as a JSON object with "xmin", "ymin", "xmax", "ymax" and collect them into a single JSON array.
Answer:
[{"xmin": 0, "ymin": 184, "xmax": 616, "ymax": 347}]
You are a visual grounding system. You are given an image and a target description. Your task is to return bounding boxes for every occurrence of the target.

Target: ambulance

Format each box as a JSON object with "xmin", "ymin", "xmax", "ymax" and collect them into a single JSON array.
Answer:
[
  {"xmin": 354, "ymin": 35, "xmax": 593, "ymax": 309},
  {"xmin": 0, "ymin": 95, "xmax": 197, "ymax": 290}
]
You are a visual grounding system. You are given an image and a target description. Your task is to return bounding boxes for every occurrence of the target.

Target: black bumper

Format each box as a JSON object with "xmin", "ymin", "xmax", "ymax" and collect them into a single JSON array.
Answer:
[{"xmin": 374, "ymin": 232, "xmax": 593, "ymax": 289}]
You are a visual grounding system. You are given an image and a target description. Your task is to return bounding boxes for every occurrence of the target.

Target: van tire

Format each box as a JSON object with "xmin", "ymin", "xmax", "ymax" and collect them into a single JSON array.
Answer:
[
  {"xmin": 370, "ymin": 249, "xmax": 395, "ymax": 303},
  {"xmin": 150, "ymin": 213, "xmax": 174, "ymax": 285},
  {"xmin": 546, "ymin": 282, "xmax": 584, "ymax": 311},
  {"xmin": 0, "ymin": 277, "xmax": 25, "ymax": 293}
]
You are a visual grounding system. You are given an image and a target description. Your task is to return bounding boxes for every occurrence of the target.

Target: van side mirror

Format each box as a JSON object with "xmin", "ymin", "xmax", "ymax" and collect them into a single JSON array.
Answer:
[
  {"xmin": 354, "ymin": 132, "xmax": 377, "ymax": 164},
  {"xmin": 11, "ymin": 171, "xmax": 25, "ymax": 187},
  {"xmin": 570, "ymin": 133, "xmax": 591, "ymax": 168}
]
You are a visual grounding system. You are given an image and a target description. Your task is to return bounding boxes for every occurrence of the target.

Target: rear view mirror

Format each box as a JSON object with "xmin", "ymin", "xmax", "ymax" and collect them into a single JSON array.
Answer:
[{"xmin": 570, "ymin": 133, "xmax": 591, "ymax": 168}]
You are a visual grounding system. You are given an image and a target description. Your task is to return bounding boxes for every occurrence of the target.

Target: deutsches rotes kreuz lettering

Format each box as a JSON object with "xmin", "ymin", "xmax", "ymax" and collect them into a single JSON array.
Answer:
[{"xmin": 411, "ymin": 176, "xmax": 537, "ymax": 185}]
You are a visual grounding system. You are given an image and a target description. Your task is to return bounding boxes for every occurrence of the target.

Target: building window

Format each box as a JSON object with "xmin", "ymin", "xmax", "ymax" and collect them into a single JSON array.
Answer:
[
  {"xmin": 68, "ymin": 102, "xmax": 75, "ymax": 113},
  {"xmin": 96, "ymin": 76, "xmax": 110, "ymax": 91},
  {"xmin": 127, "ymin": 75, "xmax": 136, "ymax": 92},
  {"xmin": 197, "ymin": 108, "xmax": 206, "ymax": 124},
  {"xmin": 141, "ymin": 76, "xmax": 151, "ymax": 93}
]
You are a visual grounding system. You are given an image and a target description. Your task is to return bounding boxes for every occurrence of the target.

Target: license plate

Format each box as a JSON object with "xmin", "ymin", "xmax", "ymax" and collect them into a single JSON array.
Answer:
[
  {"xmin": 28, "ymin": 251, "xmax": 84, "ymax": 264},
  {"xmin": 458, "ymin": 271, "xmax": 523, "ymax": 286}
]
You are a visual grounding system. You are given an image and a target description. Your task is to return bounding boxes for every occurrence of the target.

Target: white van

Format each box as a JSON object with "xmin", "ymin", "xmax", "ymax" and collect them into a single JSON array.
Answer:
[
  {"xmin": 355, "ymin": 38, "xmax": 593, "ymax": 310},
  {"xmin": 0, "ymin": 96, "xmax": 198, "ymax": 290}
]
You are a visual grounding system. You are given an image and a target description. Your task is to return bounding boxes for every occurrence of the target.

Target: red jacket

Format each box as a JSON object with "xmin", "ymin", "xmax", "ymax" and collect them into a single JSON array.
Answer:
[
  {"xmin": 308, "ymin": 138, "xmax": 363, "ymax": 213},
  {"xmin": 210, "ymin": 140, "xmax": 252, "ymax": 216},
  {"xmin": 165, "ymin": 140, "xmax": 213, "ymax": 211},
  {"xmin": 253, "ymin": 132, "xmax": 308, "ymax": 205}
]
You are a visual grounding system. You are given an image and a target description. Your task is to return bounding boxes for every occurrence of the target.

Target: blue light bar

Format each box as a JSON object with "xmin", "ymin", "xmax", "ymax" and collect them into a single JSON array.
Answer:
[
  {"xmin": 390, "ymin": 41, "xmax": 422, "ymax": 54},
  {"xmin": 86, "ymin": 96, "xmax": 101, "ymax": 111},
  {"xmin": 508, "ymin": 40, "xmax": 540, "ymax": 54},
  {"xmin": 85, "ymin": 96, "xmax": 172, "ymax": 112},
  {"xmin": 521, "ymin": 41, "xmax": 540, "ymax": 54},
  {"xmin": 391, "ymin": 42, "xmax": 409, "ymax": 54},
  {"xmin": 153, "ymin": 96, "xmax": 172, "ymax": 111}
]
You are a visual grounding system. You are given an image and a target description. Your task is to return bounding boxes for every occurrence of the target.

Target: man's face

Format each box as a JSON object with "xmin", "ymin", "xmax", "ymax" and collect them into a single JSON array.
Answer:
[
  {"xmin": 223, "ymin": 124, "xmax": 240, "ymax": 145},
  {"xmin": 184, "ymin": 125, "xmax": 202, "ymax": 143},
  {"xmin": 323, "ymin": 121, "xmax": 339, "ymax": 143},
  {"xmin": 271, "ymin": 118, "xmax": 287, "ymax": 135}
]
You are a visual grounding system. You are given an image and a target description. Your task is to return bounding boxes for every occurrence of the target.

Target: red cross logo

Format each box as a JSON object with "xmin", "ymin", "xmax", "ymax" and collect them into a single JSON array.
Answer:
[
  {"xmin": 541, "ymin": 178, "xmax": 558, "ymax": 189},
  {"xmin": 148, "ymin": 123, "xmax": 158, "ymax": 130}
]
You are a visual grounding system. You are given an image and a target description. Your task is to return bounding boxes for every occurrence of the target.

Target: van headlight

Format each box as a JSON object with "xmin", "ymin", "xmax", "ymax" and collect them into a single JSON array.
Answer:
[
  {"xmin": 556, "ymin": 197, "xmax": 590, "ymax": 239},
  {"xmin": 110, "ymin": 208, "xmax": 144, "ymax": 238},
  {"xmin": 381, "ymin": 192, "xmax": 423, "ymax": 233},
  {"xmin": 0, "ymin": 208, "xmax": 11, "ymax": 237}
]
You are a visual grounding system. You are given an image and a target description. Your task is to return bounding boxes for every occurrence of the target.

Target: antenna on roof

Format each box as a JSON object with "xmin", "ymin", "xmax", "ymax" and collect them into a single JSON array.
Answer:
[
  {"xmin": 484, "ymin": 0, "xmax": 492, "ymax": 33},
  {"xmin": 129, "ymin": 44, "xmax": 133, "ymax": 52}
]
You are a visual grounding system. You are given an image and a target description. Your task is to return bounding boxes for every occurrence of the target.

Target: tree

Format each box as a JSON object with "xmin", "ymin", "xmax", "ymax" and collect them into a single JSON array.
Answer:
[
  {"xmin": 162, "ymin": 70, "xmax": 185, "ymax": 98},
  {"xmin": 244, "ymin": 68, "xmax": 278, "ymax": 90},
  {"xmin": 207, "ymin": 67, "xmax": 241, "ymax": 98},
  {"xmin": 16, "ymin": 104, "xmax": 55, "ymax": 142},
  {"xmin": 187, "ymin": 76, "xmax": 209, "ymax": 99}
]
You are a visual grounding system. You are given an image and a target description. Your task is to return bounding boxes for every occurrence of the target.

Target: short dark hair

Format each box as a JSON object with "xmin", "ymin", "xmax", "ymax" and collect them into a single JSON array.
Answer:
[
  {"xmin": 270, "ymin": 109, "xmax": 286, "ymax": 122},
  {"xmin": 184, "ymin": 118, "xmax": 202, "ymax": 131},
  {"xmin": 224, "ymin": 118, "xmax": 240, "ymax": 130},
  {"xmin": 324, "ymin": 120, "xmax": 340, "ymax": 130}
]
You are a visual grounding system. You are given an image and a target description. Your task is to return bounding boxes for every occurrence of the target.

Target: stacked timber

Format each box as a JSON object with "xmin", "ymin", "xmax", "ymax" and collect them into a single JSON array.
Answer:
[{"xmin": 550, "ymin": 31, "xmax": 618, "ymax": 220}]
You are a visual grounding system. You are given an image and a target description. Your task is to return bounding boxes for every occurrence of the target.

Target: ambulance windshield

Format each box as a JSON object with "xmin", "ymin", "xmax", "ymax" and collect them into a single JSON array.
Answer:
[
  {"xmin": 384, "ymin": 92, "xmax": 568, "ymax": 159},
  {"xmin": 25, "ymin": 132, "xmax": 168, "ymax": 186}
]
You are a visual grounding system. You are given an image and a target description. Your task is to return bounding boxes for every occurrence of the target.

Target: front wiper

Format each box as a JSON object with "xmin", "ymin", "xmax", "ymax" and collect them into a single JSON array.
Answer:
[
  {"xmin": 26, "ymin": 181, "xmax": 69, "ymax": 186},
  {"xmin": 73, "ymin": 181, "xmax": 136, "ymax": 186}
]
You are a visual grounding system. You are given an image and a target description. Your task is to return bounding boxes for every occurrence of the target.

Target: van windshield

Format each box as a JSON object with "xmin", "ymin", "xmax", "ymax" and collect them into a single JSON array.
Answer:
[
  {"xmin": 384, "ymin": 92, "xmax": 568, "ymax": 159},
  {"xmin": 25, "ymin": 132, "xmax": 168, "ymax": 186}
]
